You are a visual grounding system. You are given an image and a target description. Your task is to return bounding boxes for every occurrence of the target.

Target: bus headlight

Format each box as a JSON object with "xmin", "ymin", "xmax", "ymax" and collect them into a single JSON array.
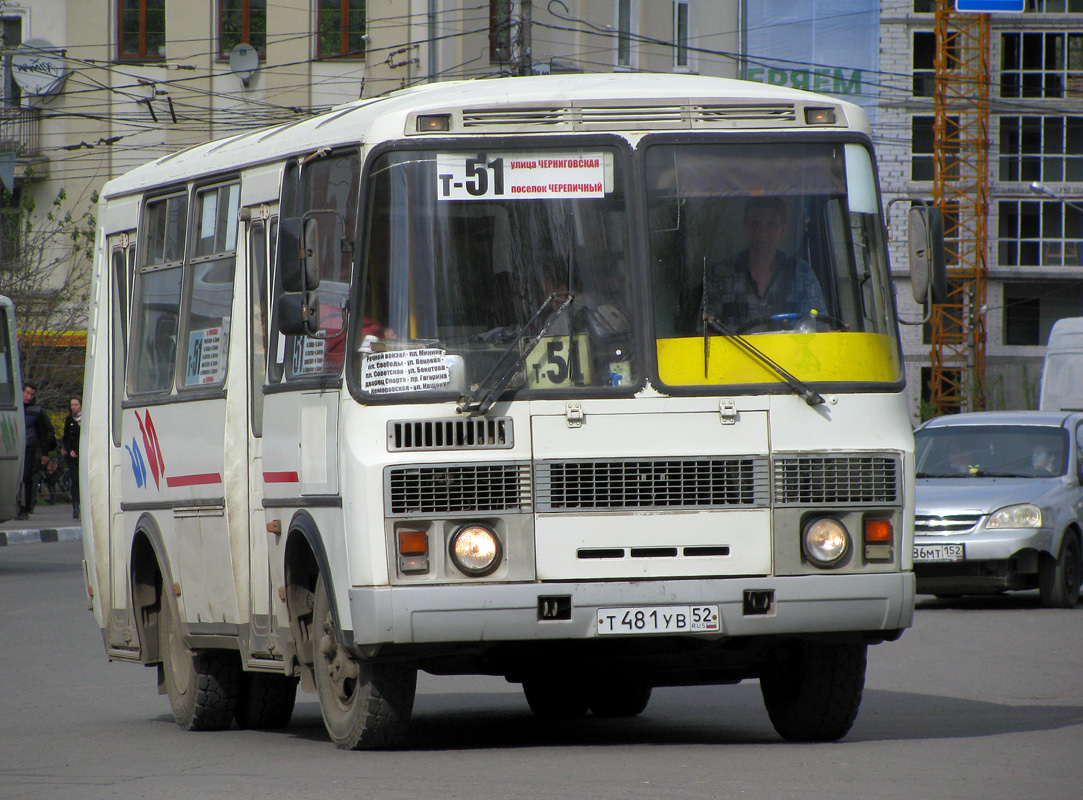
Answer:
[
  {"xmin": 449, "ymin": 524, "xmax": 502, "ymax": 576},
  {"xmin": 803, "ymin": 518, "xmax": 850, "ymax": 567},
  {"xmin": 986, "ymin": 503, "xmax": 1042, "ymax": 529}
]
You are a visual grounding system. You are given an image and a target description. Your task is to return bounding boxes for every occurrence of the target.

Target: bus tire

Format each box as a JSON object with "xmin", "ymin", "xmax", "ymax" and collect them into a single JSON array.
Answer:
[
  {"xmin": 759, "ymin": 640, "xmax": 866, "ymax": 742},
  {"xmin": 1039, "ymin": 532, "xmax": 1082, "ymax": 609},
  {"xmin": 522, "ymin": 679, "xmax": 589, "ymax": 719},
  {"xmin": 160, "ymin": 597, "xmax": 239, "ymax": 731},
  {"xmin": 588, "ymin": 681, "xmax": 652, "ymax": 718},
  {"xmin": 234, "ymin": 672, "xmax": 298, "ymax": 730},
  {"xmin": 312, "ymin": 573, "xmax": 416, "ymax": 749}
]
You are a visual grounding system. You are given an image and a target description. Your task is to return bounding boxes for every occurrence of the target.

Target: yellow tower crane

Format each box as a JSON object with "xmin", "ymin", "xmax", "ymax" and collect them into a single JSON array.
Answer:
[{"xmin": 927, "ymin": 1, "xmax": 990, "ymax": 415}]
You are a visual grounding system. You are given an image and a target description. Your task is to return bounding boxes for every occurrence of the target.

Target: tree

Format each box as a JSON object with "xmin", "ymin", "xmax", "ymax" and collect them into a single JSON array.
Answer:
[{"xmin": 0, "ymin": 185, "xmax": 94, "ymax": 411}]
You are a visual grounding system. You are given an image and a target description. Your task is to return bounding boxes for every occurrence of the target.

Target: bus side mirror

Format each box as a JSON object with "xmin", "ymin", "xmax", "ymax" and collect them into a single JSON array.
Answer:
[
  {"xmin": 278, "ymin": 291, "xmax": 320, "ymax": 336},
  {"xmin": 908, "ymin": 204, "xmax": 947, "ymax": 307},
  {"xmin": 278, "ymin": 216, "xmax": 322, "ymax": 293}
]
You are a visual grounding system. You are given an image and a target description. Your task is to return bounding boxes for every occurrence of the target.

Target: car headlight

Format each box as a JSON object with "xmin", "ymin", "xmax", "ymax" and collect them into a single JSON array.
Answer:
[
  {"xmin": 802, "ymin": 518, "xmax": 851, "ymax": 567},
  {"xmin": 985, "ymin": 503, "xmax": 1042, "ymax": 529},
  {"xmin": 449, "ymin": 524, "xmax": 502, "ymax": 576}
]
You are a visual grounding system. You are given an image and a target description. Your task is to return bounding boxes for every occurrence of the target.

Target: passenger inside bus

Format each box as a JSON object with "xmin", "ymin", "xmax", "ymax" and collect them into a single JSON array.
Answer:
[{"xmin": 701, "ymin": 196, "xmax": 825, "ymax": 332}]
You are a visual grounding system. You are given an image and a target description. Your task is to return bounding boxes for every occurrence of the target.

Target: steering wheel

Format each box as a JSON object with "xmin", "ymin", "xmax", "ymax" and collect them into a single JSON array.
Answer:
[{"xmin": 735, "ymin": 312, "xmax": 848, "ymax": 335}]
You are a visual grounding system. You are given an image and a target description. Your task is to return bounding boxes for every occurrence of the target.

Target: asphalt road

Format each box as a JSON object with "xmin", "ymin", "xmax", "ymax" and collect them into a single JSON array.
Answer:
[{"xmin": 2, "ymin": 539, "xmax": 1081, "ymax": 800}]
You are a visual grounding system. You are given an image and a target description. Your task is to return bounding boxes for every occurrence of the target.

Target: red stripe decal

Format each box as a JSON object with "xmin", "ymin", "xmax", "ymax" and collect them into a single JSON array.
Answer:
[
  {"xmin": 165, "ymin": 473, "xmax": 223, "ymax": 487},
  {"xmin": 263, "ymin": 471, "xmax": 300, "ymax": 484}
]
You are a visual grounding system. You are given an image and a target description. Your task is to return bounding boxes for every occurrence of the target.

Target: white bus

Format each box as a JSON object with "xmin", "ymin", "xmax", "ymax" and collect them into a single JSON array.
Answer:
[
  {"xmin": 0, "ymin": 295, "xmax": 24, "ymax": 523},
  {"xmin": 82, "ymin": 73, "xmax": 941, "ymax": 749}
]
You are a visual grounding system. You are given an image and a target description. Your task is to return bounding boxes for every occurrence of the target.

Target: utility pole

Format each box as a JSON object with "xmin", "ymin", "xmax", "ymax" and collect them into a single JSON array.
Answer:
[{"xmin": 517, "ymin": 1, "xmax": 532, "ymax": 76}]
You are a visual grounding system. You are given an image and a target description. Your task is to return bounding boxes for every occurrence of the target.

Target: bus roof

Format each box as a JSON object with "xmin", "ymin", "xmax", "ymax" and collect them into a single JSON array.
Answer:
[{"xmin": 101, "ymin": 72, "xmax": 868, "ymax": 200}]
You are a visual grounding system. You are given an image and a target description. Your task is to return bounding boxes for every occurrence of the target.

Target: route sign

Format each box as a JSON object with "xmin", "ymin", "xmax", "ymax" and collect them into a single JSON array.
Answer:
[{"xmin": 955, "ymin": 0, "xmax": 1025, "ymax": 11}]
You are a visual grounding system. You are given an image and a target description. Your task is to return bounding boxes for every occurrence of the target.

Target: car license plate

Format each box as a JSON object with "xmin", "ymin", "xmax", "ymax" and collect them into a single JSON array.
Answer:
[
  {"xmin": 913, "ymin": 543, "xmax": 966, "ymax": 562},
  {"xmin": 596, "ymin": 605, "xmax": 720, "ymax": 635}
]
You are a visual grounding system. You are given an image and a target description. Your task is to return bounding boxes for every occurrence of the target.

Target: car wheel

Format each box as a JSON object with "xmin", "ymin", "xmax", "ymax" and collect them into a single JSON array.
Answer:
[
  {"xmin": 1039, "ymin": 532, "xmax": 1082, "ymax": 609},
  {"xmin": 760, "ymin": 640, "xmax": 866, "ymax": 742}
]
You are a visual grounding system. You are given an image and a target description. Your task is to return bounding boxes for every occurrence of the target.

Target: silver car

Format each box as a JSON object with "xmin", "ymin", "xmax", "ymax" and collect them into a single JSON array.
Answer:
[{"xmin": 913, "ymin": 411, "xmax": 1083, "ymax": 608}]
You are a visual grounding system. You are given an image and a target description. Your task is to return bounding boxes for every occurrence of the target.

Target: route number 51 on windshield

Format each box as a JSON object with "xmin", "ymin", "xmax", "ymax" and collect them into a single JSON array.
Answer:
[{"xmin": 436, "ymin": 153, "xmax": 609, "ymax": 200}]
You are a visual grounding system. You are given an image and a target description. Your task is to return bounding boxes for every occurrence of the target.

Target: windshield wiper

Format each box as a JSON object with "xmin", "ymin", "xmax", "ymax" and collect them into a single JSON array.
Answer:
[
  {"xmin": 702, "ymin": 314, "xmax": 824, "ymax": 407},
  {"xmin": 457, "ymin": 293, "xmax": 574, "ymax": 416}
]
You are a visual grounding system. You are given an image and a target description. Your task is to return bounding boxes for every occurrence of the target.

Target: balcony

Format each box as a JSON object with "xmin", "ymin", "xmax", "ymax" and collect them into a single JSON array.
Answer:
[{"xmin": 0, "ymin": 106, "xmax": 42, "ymax": 157}]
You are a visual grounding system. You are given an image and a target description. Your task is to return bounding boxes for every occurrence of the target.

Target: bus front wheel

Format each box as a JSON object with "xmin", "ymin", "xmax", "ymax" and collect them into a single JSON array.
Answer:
[
  {"xmin": 759, "ymin": 640, "xmax": 866, "ymax": 742},
  {"xmin": 312, "ymin": 574, "xmax": 416, "ymax": 749},
  {"xmin": 160, "ymin": 595, "xmax": 239, "ymax": 731}
]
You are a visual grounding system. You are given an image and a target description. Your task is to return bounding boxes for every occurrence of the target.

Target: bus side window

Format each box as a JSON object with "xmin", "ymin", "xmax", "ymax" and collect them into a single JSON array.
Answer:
[
  {"xmin": 181, "ymin": 182, "xmax": 239, "ymax": 388},
  {"xmin": 111, "ymin": 243, "xmax": 131, "ymax": 446},
  {"xmin": 0, "ymin": 306, "xmax": 12, "ymax": 406},
  {"xmin": 249, "ymin": 218, "xmax": 269, "ymax": 436},
  {"xmin": 284, "ymin": 150, "xmax": 359, "ymax": 380},
  {"xmin": 128, "ymin": 191, "xmax": 187, "ymax": 396}
]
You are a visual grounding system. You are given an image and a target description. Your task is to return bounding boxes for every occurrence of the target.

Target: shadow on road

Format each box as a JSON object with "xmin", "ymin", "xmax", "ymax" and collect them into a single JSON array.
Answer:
[{"xmin": 235, "ymin": 679, "xmax": 1083, "ymax": 750}]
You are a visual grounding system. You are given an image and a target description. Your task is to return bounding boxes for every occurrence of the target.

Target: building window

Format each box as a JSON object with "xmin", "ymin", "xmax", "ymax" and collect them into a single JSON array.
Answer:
[
  {"xmin": 1003, "ymin": 281, "xmax": 1083, "ymax": 346},
  {"xmin": 220, "ymin": 0, "xmax": 266, "ymax": 59},
  {"xmin": 118, "ymin": 0, "xmax": 166, "ymax": 60},
  {"xmin": 1000, "ymin": 116, "xmax": 1083, "ymax": 183},
  {"xmin": 1022, "ymin": 1, "xmax": 1083, "ymax": 11},
  {"xmin": 673, "ymin": 1, "xmax": 690, "ymax": 70},
  {"xmin": 1, "ymin": 17, "xmax": 22, "ymax": 106},
  {"xmin": 616, "ymin": 0, "xmax": 635, "ymax": 69},
  {"xmin": 1001, "ymin": 32, "xmax": 1083, "ymax": 99},
  {"xmin": 317, "ymin": 0, "xmax": 366, "ymax": 58},
  {"xmin": 490, "ymin": 0, "xmax": 512, "ymax": 64},
  {"xmin": 999, "ymin": 199, "xmax": 1083, "ymax": 268},
  {"xmin": 912, "ymin": 115, "xmax": 961, "ymax": 182},
  {"xmin": 913, "ymin": 117, "xmax": 935, "ymax": 181},
  {"xmin": 913, "ymin": 0, "xmax": 936, "ymax": 11},
  {"xmin": 913, "ymin": 31, "xmax": 935, "ymax": 97}
]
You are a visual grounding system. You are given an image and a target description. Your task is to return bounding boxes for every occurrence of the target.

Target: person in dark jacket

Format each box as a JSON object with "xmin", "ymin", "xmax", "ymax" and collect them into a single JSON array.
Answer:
[
  {"xmin": 18, "ymin": 381, "xmax": 56, "ymax": 520},
  {"xmin": 62, "ymin": 396, "xmax": 81, "ymax": 519}
]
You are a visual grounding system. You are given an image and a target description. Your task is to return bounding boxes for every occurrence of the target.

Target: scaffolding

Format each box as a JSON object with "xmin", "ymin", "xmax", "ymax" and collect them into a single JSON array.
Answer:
[{"xmin": 927, "ymin": 2, "xmax": 990, "ymax": 415}]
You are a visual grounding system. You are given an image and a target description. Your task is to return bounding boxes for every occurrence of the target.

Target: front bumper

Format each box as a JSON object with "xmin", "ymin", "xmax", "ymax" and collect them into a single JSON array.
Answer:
[
  {"xmin": 347, "ymin": 572, "xmax": 914, "ymax": 647},
  {"xmin": 914, "ymin": 527, "xmax": 1053, "ymax": 562}
]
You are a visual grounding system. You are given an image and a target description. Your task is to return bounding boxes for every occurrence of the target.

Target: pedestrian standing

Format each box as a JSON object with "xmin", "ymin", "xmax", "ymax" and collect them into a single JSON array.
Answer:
[
  {"xmin": 63, "ymin": 396, "xmax": 81, "ymax": 519},
  {"xmin": 18, "ymin": 381, "xmax": 56, "ymax": 520}
]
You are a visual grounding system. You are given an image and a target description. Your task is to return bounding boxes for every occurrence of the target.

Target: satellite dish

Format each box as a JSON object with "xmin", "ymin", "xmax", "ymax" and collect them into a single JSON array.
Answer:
[
  {"xmin": 229, "ymin": 43, "xmax": 259, "ymax": 88},
  {"xmin": 12, "ymin": 39, "xmax": 69, "ymax": 97}
]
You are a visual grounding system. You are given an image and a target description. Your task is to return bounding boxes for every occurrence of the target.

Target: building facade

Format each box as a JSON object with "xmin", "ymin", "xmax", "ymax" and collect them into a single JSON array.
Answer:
[{"xmin": 878, "ymin": 0, "xmax": 1083, "ymax": 418}]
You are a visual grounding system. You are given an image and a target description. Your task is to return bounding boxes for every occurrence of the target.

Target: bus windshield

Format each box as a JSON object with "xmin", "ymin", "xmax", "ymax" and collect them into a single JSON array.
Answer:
[
  {"xmin": 353, "ymin": 145, "xmax": 634, "ymax": 399},
  {"xmin": 646, "ymin": 140, "xmax": 901, "ymax": 388}
]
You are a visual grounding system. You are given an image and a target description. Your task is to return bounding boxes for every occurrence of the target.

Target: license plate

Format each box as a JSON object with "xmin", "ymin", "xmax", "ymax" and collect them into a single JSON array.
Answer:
[
  {"xmin": 596, "ymin": 605, "xmax": 720, "ymax": 635},
  {"xmin": 913, "ymin": 543, "xmax": 966, "ymax": 562}
]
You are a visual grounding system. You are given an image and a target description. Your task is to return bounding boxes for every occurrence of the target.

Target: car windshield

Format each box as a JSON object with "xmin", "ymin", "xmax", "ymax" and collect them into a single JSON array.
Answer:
[{"xmin": 915, "ymin": 424, "xmax": 1068, "ymax": 478}]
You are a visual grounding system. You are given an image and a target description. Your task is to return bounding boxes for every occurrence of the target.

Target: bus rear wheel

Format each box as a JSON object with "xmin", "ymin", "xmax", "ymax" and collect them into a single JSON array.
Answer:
[
  {"xmin": 160, "ymin": 596, "xmax": 239, "ymax": 731},
  {"xmin": 234, "ymin": 672, "xmax": 298, "ymax": 729},
  {"xmin": 759, "ymin": 640, "xmax": 866, "ymax": 742},
  {"xmin": 312, "ymin": 574, "xmax": 416, "ymax": 749}
]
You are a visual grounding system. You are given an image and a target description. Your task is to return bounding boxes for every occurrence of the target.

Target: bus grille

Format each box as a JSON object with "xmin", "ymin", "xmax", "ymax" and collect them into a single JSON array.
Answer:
[
  {"xmin": 459, "ymin": 102, "xmax": 799, "ymax": 131},
  {"xmin": 535, "ymin": 457, "xmax": 769, "ymax": 512},
  {"xmin": 386, "ymin": 463, "xmax": 531, "ymax": 516},
  {"xmin": 387, "ymin": 418, "xmax": 513, "ymax": 451},
  {"xmin": 773, "ymin": 454, "xmax": 900, "ymax": 506}
]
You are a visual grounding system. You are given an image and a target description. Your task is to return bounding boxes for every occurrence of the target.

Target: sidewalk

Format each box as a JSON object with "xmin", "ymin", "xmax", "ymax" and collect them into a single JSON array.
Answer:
[{"xmin": 0, "ymin": 502, "xmax": 82, "ymax": 546}]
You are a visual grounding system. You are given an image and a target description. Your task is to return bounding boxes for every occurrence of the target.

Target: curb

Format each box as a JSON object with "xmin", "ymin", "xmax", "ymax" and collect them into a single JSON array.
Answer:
[{"xmin": 0, "ymin": 527, "xmax": 83, "ymax": 547}]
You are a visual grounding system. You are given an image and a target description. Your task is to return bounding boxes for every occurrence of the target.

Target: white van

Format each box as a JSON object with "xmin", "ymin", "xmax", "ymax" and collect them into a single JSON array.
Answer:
[{"xmin": 1039, "ymin": 317, "xmax": 1083, "ymax": 411}]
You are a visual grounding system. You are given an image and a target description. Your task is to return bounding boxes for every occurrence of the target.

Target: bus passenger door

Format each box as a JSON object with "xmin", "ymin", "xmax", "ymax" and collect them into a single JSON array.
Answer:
[
  {"xmin": 106, "ymin": 233, "xmax": 137, "ymax": 653},
  {"xmin": 0, "ymin": 297, "xmax": 23, "ymax": 523},
  {"xmin": 243, "ymin": 209, "xmax": 280, "ymax": 659}
]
